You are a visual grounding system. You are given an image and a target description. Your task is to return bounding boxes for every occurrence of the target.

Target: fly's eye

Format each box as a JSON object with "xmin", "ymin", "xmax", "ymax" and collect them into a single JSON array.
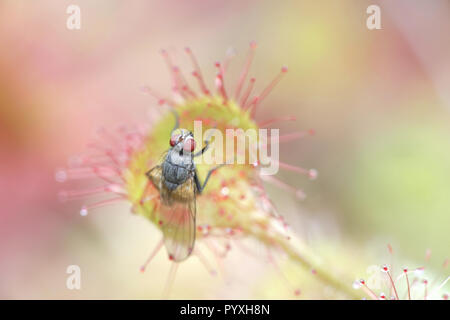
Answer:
[
  {"xmin": 170, "ymin": 134, "xmax": 181, "ymax": 147},
  {"xmin": 183, "ymin": 138, "xmax": 196, "ymax": 153}
]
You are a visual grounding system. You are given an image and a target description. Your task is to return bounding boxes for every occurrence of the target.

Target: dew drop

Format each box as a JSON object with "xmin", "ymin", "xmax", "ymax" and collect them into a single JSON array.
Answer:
[
  {"xmin": 80, "ymin": 206, "xmax": 88, "ymax": 216},
  {"xmin": 105, "ymin": 184, "xmax": 124, "ymax": 193},
  {"xmin": 221, "ymin": 187, "xmax": 230, "ymax": 196},
  {"xmin": 55, "ymin": 169, "xmax": 67, "ymax": 183},
  {"xmin": 308, "ymin": 169, "xmax": 318, "ymax": 181},
  {"xmin": 353, "ymin": 280, "xmax": 362, "ymax": 289},
  {"xmin": 415, "ymin": 267, "xmax": 425, "ymax": 276}
]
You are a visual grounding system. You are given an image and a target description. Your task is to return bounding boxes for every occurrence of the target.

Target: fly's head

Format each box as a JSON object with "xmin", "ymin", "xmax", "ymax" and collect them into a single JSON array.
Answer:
[{"xmin": 169, "ymin": 128, "xmax": 196, "ymax": 156}]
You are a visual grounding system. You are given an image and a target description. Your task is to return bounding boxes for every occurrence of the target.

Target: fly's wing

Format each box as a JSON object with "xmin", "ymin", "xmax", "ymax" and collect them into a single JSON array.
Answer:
[
  {"xmin": 146, "ymin": 165, "xmax": 163, "ymax": 191},
  {"xmin": 145, "ymin": 151, "xmax": 168, "ymax": 191},
  {"xmin": 160, "ymin": 176, "xmax": 196, "ymax": 262}
]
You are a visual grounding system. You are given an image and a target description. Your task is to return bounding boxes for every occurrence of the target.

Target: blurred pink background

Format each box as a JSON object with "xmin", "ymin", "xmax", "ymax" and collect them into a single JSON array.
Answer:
[{"xmin": 0, "ymin": 0, "xmax": 449, "ymax": 298}]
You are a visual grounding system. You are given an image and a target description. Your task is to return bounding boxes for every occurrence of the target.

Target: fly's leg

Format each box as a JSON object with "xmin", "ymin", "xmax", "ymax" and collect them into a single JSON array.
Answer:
[
  {"xmin": 193, "ymin": 139, "xmax": 210, "ymax": 157},
  {"xmin": 193, "ymin": 128, "xmax": 224, "ymax": 193},
  {"xmin": 194, "ymin": 122, "xmax": 221, "ymax": 157},
  {"xmin": 193, "ymin": 129, "xmax": 215, "ymax": 158},
  {"xmin": 194, "ymin": 164, "xmax": 225, "ymax": 194}
]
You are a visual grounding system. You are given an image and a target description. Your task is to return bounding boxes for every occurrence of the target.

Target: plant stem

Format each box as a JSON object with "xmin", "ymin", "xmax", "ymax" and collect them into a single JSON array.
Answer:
[{"xmin": 253, "ymin": 229, "xmax": 363, "ymax": 299}]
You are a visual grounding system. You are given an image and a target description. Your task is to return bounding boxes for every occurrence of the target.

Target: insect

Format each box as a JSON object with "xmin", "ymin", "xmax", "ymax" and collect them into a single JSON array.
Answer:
[{"xmin": 146, "ymin": 111, "xmax": 223, "ymax": 262}]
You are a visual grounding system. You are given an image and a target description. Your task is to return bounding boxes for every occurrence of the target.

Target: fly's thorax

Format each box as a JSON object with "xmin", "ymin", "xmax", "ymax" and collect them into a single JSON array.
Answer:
[
  {"xmin": 167, "ymin": 148, "xmax": 194, "ymax": 168},
  {"xmin": 161, "ymin": 149, "xmax": 195, "ymax": 191}
]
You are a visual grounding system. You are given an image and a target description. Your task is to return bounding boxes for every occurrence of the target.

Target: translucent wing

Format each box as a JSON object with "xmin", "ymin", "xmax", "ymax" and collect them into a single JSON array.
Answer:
[
  {"xmin": 145, "ymin": 151, "xmax": 168, "ymax": 191},
  {"xmin": 146, "ymin": 165, "xmax": 163, "ymax": 191},
  {"xmin": 159, "ymin": 176, "xmax": 196, "ymax": 262}
]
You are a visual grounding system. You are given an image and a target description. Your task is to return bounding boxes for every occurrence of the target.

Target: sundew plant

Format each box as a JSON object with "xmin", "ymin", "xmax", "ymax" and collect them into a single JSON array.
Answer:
[{"xmin": 2, "ymin": 0, "xmax": 450, "ymax": 303}]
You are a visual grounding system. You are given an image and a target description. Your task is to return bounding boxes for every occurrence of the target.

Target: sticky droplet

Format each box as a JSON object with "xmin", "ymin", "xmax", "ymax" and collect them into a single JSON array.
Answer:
[
  {"xmin": 353, "ymin": 280, "xmax": 362, "ymax": 289},
  {"xmin": 221, "ymin": 187, "xmax": 230, "ymax": 196},
  {"xmin": 308, "ymin": 169, "xmax": 318, "ymax": 181},
  {"xmin": 80, "ymin": 206, "xmax": 88, "ymax": 216},
  {"xmin": 415, "ymin": 267, "xmax": 425, "ymax": 276},
  {"xmin": 55, "ymin": 170, "xmax": 67, "ymax": 183}
]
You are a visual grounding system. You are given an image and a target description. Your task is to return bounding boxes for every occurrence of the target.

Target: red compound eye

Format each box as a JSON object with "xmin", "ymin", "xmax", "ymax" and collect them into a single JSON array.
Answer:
[
  {"xmin": 170, "ymin": 134, "xmax": 180, "ymax": 147},
  {"xmin": 183, "ymin": 138, "xmax": 196, "ymax": 152}
]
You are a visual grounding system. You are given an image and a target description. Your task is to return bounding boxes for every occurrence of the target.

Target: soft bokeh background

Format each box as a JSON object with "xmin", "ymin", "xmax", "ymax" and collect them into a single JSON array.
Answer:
[{"xmin": 0, "ymin": 0, "xmax": 448, "ymax": 299}]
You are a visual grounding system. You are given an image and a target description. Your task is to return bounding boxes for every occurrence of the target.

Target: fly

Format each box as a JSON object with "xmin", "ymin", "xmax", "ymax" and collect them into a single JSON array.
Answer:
[{"xmin": 146, "ymin": 111, "xmax": 223, "ymax": 262}]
